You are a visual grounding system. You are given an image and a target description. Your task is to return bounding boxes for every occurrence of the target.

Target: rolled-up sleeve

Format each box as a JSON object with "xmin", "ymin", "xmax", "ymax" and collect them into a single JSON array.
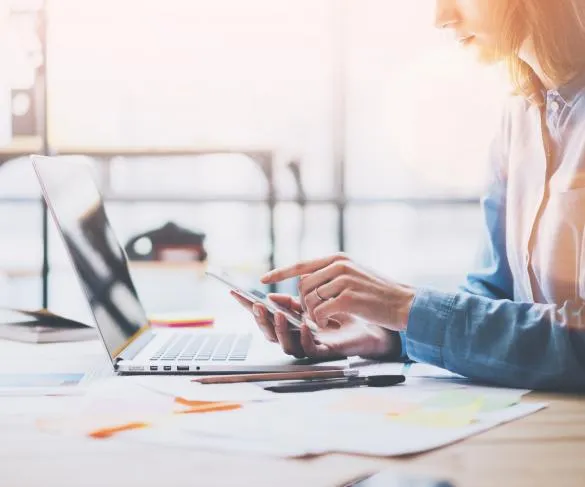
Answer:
[
  {"xmin": 405, "ymin": 289, "xmax": 585, "ymax": 391},
  {"xmin": 403, "ymin": 104, "xmax": 585, "ymax": 391}
]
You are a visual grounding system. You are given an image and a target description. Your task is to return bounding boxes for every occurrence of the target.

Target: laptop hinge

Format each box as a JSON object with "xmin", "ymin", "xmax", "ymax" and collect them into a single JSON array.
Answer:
[{"xmin": 116, "ymin": 328, "xmax": 156, "ymax": 361}]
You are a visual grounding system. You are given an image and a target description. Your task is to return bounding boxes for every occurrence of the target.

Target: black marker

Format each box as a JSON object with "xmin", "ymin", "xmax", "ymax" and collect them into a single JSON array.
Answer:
[{"xmin": 264, "ymin": 374, "xmax": 405, "ymax": 393}]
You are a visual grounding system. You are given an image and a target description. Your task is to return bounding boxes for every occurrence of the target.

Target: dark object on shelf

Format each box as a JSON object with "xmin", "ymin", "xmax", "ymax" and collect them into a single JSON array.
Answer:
[{"xmin": 125, "ymin": 222, "xmax": 207, "ymax": 262}]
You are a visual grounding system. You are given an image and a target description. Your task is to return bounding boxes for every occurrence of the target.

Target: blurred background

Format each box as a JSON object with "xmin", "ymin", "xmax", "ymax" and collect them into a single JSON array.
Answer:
[{"xmin": 0, "ymin": 0, "xmax": 508, "ymax": 324}]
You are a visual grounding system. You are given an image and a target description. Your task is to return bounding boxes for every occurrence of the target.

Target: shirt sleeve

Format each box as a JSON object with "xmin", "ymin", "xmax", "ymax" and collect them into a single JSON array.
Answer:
[
  {"xmin": 405, "ymin": 288, "xmax": 585, "ymax": 391},
  {"xmin": 400, "ymin": 110, "xmax": 512, "ymax": 364},
  {"xmin": 398, "ymin": 330, "xmax": 410, "ymax": 362},
  {"xmin": 404, "ymin": 104, "xmax": 585, "ymax": 391}
]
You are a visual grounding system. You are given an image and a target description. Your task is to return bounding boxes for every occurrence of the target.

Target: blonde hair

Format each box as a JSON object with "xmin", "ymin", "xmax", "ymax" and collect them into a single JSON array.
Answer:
[{"xmin": 498, "ymin": 0, "xmax": 585, "ymax": 104}]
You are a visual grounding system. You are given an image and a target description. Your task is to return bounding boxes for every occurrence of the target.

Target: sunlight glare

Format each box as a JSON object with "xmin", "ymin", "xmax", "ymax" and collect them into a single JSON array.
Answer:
[{"xmin": 384, "ymin": 45, "xmax": 509, "ymax": 196}]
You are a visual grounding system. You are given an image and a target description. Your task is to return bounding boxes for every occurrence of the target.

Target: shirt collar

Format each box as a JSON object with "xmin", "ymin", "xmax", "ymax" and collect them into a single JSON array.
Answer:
[{"xmin": 554, "ymin": 69, "xmax": 585, "ymax": 107}]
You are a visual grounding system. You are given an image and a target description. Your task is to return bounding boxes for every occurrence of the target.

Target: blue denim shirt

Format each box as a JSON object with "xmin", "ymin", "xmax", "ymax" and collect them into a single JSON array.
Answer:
[{"xmin": 403, "ymin": 73, "xmax": 585, "ymax": 391}]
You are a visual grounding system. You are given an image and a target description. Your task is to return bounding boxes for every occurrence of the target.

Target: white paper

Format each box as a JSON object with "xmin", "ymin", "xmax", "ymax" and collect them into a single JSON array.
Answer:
[
  {"xmin": 126, "ymin": 375, "xmax": 276, "ymax": 402},
  {"xmin": 37, "ymin": 361, "xmax": 545, "ymax": 458},
  {"xmin": 112, "ymin": 384, "xmax": 545, "ymax": 457},
  {"xmin": 0, "ymin": 360, "xmax": 113, "ymax": 396},
  {"xmin": 127, "ymin": 395, "xmax": 546, "ymax": 458}
]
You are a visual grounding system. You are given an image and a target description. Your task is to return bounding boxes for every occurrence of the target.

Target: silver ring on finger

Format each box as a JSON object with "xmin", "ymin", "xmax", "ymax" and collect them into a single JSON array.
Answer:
[{"xmin": 315, "ymin": 287, "xmax": 327, "ymax": 302}]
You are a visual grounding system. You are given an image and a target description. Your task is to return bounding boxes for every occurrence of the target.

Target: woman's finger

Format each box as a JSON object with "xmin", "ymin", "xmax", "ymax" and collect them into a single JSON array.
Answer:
[
  {"xmin": 299, "ymin": 324, "xmax": 331, "ymax": 359},
  {"xmin": 267, "ymin": 293, "xmax": 304, "ymax": 314},
  {"xmin": 273, "ymin": 312, "xmax": 305, "ymax": 358},
  {"xmin": 298, "ymin": 275, "xmax": 309, "ymax": 312},
  {"xmin": 252, "ymin": 304, "xmax": 278, "ymax": 343},
  {"xmin": 312, "ymin": 292, "xmax": 355, "ymax": 328},
  {"xmin": 230, "ymin": 290, "xmax": 254, "ymax": 312},
  {"xmin": 304, "ymin": 275, "xmax": 357, "ymax": 321},
  {"xmin": 298, "ymin": 261, "xmax": 355, "ymax": 304},
  {"xmin": 231, "ymin": 291, "xmax": 274, "ymax": 336},
  {"xmin": 261, "ymin": 253, "xmax": 349, "ymax": 283}
]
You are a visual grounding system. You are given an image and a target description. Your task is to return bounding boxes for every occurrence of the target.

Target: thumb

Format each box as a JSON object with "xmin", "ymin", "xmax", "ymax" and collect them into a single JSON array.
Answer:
[
  {"xmin": 323, "ymin": 312, "xmax": 349, "ymax": 330},
  {"xmin": 267, "ymin": 293, "xmax": 303, "ymax": 313}
]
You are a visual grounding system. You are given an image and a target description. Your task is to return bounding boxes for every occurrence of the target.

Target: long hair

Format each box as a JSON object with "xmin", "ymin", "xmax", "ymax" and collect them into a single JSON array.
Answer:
[{"xmin": 497, "ymin": 0, "xmax": 585, "ymax": 104}]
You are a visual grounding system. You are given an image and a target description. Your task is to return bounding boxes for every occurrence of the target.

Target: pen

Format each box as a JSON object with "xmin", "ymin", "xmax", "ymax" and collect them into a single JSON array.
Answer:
[
  {"xmin": 264, "ymin": 374, "xmax": 405, "ymax": 393},
  {"xmin": 193, "ymin": 369, "xmax": 358, "ymax": 384}
]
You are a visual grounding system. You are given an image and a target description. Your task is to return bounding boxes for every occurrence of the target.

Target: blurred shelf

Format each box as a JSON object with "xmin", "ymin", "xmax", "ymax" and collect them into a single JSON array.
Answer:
[
  {"xmin": 1, "ymin": 261, "xmax": 207, "ymax": 277},
  {"xmin": 0, "ymin": 136, "xmax": 44, "ymax": 163},
  {"xmin": 1, "ymin": 267, "xmax": 41, "ymax": 279},
  {"xmin": 0, "ymin": 141, "xmax": 274, "ymax": 171},
  {"xmin": 54, "ymin": 146, "xmax": 272, "ymax": 159},
  {"xmin": 0, "ymin": 195, "xmax": 478, "ymax": 205}
]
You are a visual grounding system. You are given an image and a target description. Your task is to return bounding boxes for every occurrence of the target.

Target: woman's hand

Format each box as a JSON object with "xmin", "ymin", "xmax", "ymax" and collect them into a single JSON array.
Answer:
[
  {"xmin": 261, "ymin": 253, "xmax": 416, "ymax": 332},
  {"xmin": 231, "ymin": 292, "xmax": 401, "ymax": 360}
]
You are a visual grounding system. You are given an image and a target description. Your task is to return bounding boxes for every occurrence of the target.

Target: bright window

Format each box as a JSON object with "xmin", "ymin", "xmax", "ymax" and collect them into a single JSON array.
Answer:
[{"xmin": 0, "ymin": 0, "xmax": 509, "ymax": 313}]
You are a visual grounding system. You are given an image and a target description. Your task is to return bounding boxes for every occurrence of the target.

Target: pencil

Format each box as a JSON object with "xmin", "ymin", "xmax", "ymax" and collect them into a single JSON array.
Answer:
[{"xmin": 193, "ymin": 369, "xmax": 357, "ymax": 384}]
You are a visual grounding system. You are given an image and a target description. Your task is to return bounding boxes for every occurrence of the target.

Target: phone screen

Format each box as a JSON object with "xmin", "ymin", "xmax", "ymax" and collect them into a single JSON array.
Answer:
[{"xmin": 206, "ymin": 271, "xmax": 314, "ymax": 332}]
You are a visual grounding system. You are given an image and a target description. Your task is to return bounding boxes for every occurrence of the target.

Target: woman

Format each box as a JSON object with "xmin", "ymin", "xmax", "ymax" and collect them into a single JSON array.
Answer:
[{"xmin": 233, "ymin": 0, "xmax": 585, "ymax": 391}]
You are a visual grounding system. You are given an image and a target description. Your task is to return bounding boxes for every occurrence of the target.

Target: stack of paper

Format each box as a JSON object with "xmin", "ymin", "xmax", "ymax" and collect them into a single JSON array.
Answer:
[
  {"xmin": 37, "ymin": 373, "xmax": 546, "ymax": 458},
  {"xmin": 0, "ymin": 308, "xmax": 97, "ymax": 343},
  {"xmin": 135, "ymin": 386, "xmax": 544, "ymax": 457}
]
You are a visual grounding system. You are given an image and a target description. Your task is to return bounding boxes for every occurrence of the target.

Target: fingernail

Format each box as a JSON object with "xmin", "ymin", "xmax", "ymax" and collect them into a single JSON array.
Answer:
[{"xmin": 253, "ymin": 306, "xmax": 261, "ymax": 317}]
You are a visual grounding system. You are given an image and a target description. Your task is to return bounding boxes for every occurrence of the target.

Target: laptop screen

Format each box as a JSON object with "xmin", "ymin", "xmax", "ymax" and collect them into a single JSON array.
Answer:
[{"xmin": 32, "ymin": 156, "xmax": 149, "ymax": 361}]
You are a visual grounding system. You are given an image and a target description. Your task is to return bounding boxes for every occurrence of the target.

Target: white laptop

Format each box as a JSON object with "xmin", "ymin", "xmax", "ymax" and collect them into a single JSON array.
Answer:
[{"xmin": 31, "ymin": 155, "xmax": 345, "ymax": 375}]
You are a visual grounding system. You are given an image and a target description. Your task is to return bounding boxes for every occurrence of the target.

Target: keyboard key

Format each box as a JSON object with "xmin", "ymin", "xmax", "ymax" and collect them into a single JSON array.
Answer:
[{"xmin": 149, "ymin": 333, "xmax": 252, "ymax": 363}]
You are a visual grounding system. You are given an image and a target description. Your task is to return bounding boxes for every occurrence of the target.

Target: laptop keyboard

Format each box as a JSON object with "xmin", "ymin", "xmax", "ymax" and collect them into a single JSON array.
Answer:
[{"xmin": 150, "ymin": 333, "xmax": 252, "ymax": 362}]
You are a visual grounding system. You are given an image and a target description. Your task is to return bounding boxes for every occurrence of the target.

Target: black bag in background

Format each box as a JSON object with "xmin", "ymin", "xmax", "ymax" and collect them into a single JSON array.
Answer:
[{"xmin": 125, "ymin": 222, "xmax": 207, "ymax": 263}]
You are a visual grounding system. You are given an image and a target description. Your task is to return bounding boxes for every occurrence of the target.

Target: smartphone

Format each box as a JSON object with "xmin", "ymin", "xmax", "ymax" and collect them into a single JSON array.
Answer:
[{"xmin": 206, "ymin": 271, "xmax": 318, "ymax": 333}]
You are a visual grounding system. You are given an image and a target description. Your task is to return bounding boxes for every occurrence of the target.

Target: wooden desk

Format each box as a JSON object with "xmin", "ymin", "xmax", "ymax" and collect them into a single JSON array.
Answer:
[{"xmin": 0, "ymin": 338, "xmax": 583, "ymax": 487}]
